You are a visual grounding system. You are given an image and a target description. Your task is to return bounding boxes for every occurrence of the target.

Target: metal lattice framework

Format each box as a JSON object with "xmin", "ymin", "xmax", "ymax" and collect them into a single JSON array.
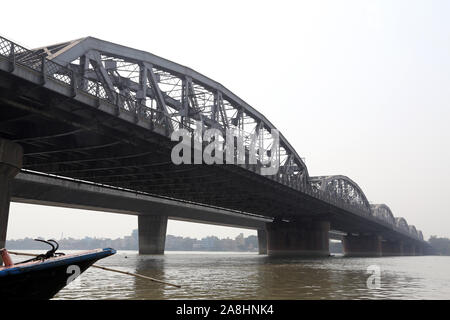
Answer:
[
  {"xmin": 418, "ymin": 231, "xmax": 424, "ymax": 241},
  {"xmin": 29, "ymin": 37, "xmax": 309, "ymax": 188},
  {"xmin": 310, "ymin": 175, "xmax": 371, "ymax": 214},
  {"xmin": 395, "ymin": 217, "xmax": 409, "ymax": 233},
  {"xmin": 371, "ymin": 204, "xmax": 395, "ymax": 225},
  {"xmin": 0, "ymin": 35, "xmax": 425, "ymax": 241},
  {"xmin": 408, "ymin": 225, "xmax": 418, "ymax": 238}
]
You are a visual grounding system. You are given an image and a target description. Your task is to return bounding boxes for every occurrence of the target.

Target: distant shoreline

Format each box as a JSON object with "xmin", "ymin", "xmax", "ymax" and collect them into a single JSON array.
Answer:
[
  {"xmin": 5, "ymin": 230, "xmax": 260, "ymax": 252},
  {"xmin": 8, "ymin": 233, "xmax": 449, "ymax": 255}
]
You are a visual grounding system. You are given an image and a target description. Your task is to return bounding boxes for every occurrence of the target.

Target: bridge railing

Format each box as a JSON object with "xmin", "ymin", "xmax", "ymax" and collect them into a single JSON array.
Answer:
[{"xmin": 0, "ymin": 36, "xmax": 185, "ymax": 135}]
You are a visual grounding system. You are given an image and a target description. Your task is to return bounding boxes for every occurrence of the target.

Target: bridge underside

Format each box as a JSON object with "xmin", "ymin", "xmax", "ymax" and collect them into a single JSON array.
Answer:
[
  {"xmin": 11, "ymin": 172, "xmax": 270, "ymax": 230},
  {"xmin": 6, "ymin": 171, "xmax": 429, "ymax": 256},
  {"xmin": 0, "ymin": 69, "xmax": 319, "ymax": 221}
]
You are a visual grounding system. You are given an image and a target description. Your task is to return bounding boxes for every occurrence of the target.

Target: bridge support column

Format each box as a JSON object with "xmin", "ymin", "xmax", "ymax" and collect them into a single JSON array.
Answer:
[
  {"xmin": 138, "ymin": 215, "xmax": 168, "ymax": 254},
  {"xmin": 403, "ymin": 242, "xmax": 416, "ymax": 256},
  {"xmin": 343, "ymin": 234, "xmax": 382, "ymax": 257},
  {"xmin": 266, "ymin": 220, "xmax": 330, "ymax": 257},
  {"xmin": 257, "ymin": 229, "xmax": 267, "ymax": 255},
  {"xmin": 0, "ymin": 139, "xmax": 23, "ymax": 265},
  {"xmin": 381, "ymin": 240, "xmax": 404, "ymax": 256},
  {"xmin": 415, "ymin": 244, "xmax": 424, "ymax": 256}
]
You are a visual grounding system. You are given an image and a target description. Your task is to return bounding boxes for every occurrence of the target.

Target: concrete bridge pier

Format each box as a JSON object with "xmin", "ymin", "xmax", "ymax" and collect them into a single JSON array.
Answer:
[
  {"xmin": 381, "ymin": 240, "xmax": 404, "ymax": 256},
  {"xmin": 415, "ymin": 244, "xmax": 424, "ymax": 256},
  {"xmin": 0, "ymin": 139, "xmax": 23, "ymax": 264},
  {"xmin": 403, "ymin": 242, "xmax": 416, "ymax": 256},
  {"xmin": 138, "ymin": 215, "xmax": 168, "ymax": 254},
  {"xmin": 343, "ymin": 234, "xmax": 382, "ymax": 257},
  {"xmin": 266, "ymin": 219, "xmax": 330, "ymax": 256},
  {"xmin": 257, "ymin": 229, "xmax": 267, "ymax": 254}
]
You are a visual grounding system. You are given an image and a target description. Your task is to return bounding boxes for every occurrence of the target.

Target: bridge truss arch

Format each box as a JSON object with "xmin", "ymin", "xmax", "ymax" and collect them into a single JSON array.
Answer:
[
  {"xmin": 29, "ymin": 37, "xmax": 309, "ymax": 187},
  {"xmin": 417, "ymin": 230, "xmax": 424, "ymax": 241},
  {"xmin": 395, "ymin": 217, "xmax": 409, "ymax": 233},
  {"xmin": 408, "ymin": 225, "xmax": 418, "ymax": 238},
  {"xmin": 310, "ymin": 175, "xmax": 371, "ymax": 214},
  {"xmin": 370, "ymin": 204, "xmax": 395, "ymax": 225}
]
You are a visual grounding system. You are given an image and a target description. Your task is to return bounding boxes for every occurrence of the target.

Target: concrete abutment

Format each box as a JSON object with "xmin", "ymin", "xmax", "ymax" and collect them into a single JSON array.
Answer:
[
  {"xmin": 257, "ymin": 229, "xmax": 267, "ymax": 254},
  {"xmin": 0, "ymin": 139, "xmax": 23, "ymax": 264},
  {"xmin": 381, "ymin": 240, "xmax": 404, "ymax": 256},
  {"xmin": 344, "ymin": 235, "xmax": 426, "ymax": 257},
  {"xmin": 343, "ymin": 234, "xmax": 382, "ymax": 257},
  {"xmin": 266, "ymin": 220, "xmax": 330, "ymax": 256},
  {"xmin": 138, "ymin": 215, "xmax": 168, "ymax": 254}
]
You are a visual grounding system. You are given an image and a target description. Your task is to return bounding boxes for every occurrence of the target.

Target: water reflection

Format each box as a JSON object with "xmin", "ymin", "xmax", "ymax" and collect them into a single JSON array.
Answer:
[
  {"xmin": 134, "ymin": 255, "xmax": 168, "ymax": 299},
  {"xmin": 54, "ymin": 252, "xmax": 450, "ymax": 300}
]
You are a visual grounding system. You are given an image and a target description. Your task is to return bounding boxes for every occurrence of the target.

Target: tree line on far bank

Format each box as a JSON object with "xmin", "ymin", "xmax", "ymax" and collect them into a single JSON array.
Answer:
[
  {"xmin": 428, "ymin": 236, "xmax": 450, "ymax": 255},
  {"xmin": 5, "ymin": 230, "xmax": 259, "ymax": 252},
  {"xmin": 6, "ymin": 231, "xmax": 450, "ymax": 255}
]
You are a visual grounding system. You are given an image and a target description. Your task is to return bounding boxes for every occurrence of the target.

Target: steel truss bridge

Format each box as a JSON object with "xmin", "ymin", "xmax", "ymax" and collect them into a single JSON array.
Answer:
[{"xmin": 0, "ymin": 35, "xmax": 428, "ymax": 255}]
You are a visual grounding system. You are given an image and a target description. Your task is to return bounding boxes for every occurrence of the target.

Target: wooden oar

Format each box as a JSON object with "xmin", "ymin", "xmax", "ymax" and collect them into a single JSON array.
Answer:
[{"xmin": 7, "ymin": 250, "xmax": 181, "ymax": 288}]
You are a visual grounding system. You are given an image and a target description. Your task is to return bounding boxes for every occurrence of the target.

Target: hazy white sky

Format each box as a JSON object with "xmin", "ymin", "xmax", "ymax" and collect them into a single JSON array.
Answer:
[{"xmin": 2, "ymin": 0, "xmax": 450, "ymax": 240}]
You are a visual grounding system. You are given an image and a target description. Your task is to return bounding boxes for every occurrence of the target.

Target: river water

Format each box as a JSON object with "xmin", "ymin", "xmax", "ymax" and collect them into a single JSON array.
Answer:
[{"xmin": 41, "ymin": 251, "xmax": 450, "ymax": 300}]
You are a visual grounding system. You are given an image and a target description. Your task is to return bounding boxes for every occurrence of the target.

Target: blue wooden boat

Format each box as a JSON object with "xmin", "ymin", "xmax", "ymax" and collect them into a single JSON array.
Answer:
[{"xmin": 0, "ymin": 242, "xmax": 116, "ymax": 300}]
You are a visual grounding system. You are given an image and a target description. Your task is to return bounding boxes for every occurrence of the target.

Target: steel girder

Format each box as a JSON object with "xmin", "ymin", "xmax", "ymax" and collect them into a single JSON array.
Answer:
[
  {"xmin": 418, "ymin": 230, "xmax": 424, "ymax": 241},
  {"xmin": 371, "ymin": 204, "xmax": 395, "ymax": 226},
  {"xmin": 310, "ymin": 175, "xmax": 371, "ymax": 214},
  {"xmin": 372, "ymin": 205, "xmax": 422, "ymax": 240},
  {"xmin": 308, "ymin": 176, "xmax": 422, "ymax": 240},
  {"xmin": 408, "ymin": 225, "xmax": 418, "ymax": 238},
  {"xmin": 30, "ymin": 37, "xmax": 309, "ymax": 188},
  {"xmin": 395, "ymin": 217, "xmax": 409, "ymax": 233}
]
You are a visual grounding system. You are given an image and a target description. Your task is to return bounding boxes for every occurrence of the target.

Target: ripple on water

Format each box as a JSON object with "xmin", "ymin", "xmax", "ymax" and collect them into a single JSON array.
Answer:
[{"xmin": 52, "ymin": 251, "xmax": 450, "ymax": 300}]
